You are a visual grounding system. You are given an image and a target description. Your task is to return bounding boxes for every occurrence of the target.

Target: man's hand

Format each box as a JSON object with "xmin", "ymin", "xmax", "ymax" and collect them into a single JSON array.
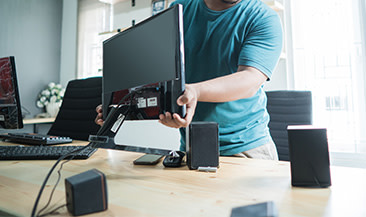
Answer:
[
  {"xmin": 95, "ymin": 104, "xmax": 104, "ymax": 126},
  {"xmin": 159, "ymin": 84, "xmax": 199, "ymax": 128}
]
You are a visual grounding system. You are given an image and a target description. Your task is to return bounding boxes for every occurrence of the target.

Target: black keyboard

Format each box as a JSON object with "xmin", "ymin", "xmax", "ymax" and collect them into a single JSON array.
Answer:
[
  {"xmin": 0, "ymin": 133, "xmax": 73, "ymax": 145},
  {"xmin": 0, "ymin": 145, "xmax": 97, "ymax": 160}
]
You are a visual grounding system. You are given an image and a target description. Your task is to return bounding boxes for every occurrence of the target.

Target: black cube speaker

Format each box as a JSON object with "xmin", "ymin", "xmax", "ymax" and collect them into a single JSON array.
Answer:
[
  {"xmin": 231, "ymin": 201, "xmax": 278, "ymax": 217},
  {"xmin": 65, "ymin": 169, "xmax": 108, "ymax": 216},
  {"xmin": 186, "ymin": 122, "xmax": 219, "ymax": 170},
  {"xmin": 287, "ymin": 126, "xmax": 331, "ymax": 188}
]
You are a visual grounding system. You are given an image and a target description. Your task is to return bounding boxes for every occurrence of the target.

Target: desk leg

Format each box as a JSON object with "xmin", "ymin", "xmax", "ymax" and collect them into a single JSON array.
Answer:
[{"xmin": 33, "ymin": 124, "xmax": 38, "ymax": 133}]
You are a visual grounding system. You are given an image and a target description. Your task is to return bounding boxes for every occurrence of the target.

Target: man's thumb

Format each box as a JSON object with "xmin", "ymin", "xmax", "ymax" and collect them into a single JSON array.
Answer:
[{"xmin": 177, "ymin": 94, "xmax": 189, "ymax": 106}]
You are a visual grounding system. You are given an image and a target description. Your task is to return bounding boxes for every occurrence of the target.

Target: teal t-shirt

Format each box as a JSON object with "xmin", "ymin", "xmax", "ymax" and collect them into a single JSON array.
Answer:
[{"xmin": 171, "ymin": 0, "xmax": 283, "ymax": 155}]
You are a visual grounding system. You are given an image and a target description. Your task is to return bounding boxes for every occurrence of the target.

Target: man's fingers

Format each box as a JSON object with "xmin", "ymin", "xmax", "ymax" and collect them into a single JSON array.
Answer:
[
  {"xmin": 164, "ymin": 112, "xmax": 172, "ymax": 119},
  {"xmin": 96, "ymin": 119, "xmax": 104, "ymax": 126},
  {"xmin": 172, "ymin": 113, "xmax": 189, "ymax": 128},
  {"xmin": 159, "ymin": 112, "xmax": 185, "ymax": 128},
  {"xmin": 96, "ymin": 104, "xmax": 102, "ymax": 113},
  {"xmin": 177, "ymin": 95, "xmax": 188, "ymax": 106},
  {"xmin": 177, "ymin": 90, "xmax": 194, "ymax": 106},
  {"xmin": 95, "ymin": 105, "xmax": 104, "ymax": 126},
  {"xmin": 184, "ymin": 106, "xmax": 195, "ymax": 125},
  {"xmin": 166, "ymin": 112, "xmax": 181, "ymax": 128},
  {"xmin": 95, "ymin": 116, "xmax": 104, "ymax": 126}
]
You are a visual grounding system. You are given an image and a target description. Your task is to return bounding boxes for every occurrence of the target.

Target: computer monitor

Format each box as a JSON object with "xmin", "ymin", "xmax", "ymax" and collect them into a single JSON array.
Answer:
[
  {"xmin": 0, "ymin": 56, "xmax": 23, "ymax": 129},
  {"xmin": 96, "ymin": 4, "xmax": 185, "ymax": 155},
  {"xmin": 102, "ymin": 4, "xmax": 185, "ymax": 121}
]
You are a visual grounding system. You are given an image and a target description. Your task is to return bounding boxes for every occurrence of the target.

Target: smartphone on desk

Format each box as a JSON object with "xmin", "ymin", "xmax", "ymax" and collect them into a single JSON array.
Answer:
[{"xmin": 133, "ymin": 154, "xmax": 164, "ymax": 165}]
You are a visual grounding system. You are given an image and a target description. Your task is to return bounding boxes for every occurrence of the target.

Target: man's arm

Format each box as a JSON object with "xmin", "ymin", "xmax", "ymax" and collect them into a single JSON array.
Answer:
[
  {"xmin": 192, "ymin": 65, "xmax": 267, "ymax": 102},
  {"xmin": 158, "ymin": 66, "xmax": 268, "ymax": 128}
]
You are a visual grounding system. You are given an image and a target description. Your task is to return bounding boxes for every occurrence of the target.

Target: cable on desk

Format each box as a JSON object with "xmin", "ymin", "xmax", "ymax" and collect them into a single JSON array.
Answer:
[
  {"xmin": 36, "ymin": 156, "xmax": 75, "ymax": 216},
  {"xmin": 31, "ymin": 145, "xmax": 91, "ymax": 217},
  {"xmin": 37, "ymin": 204, "xmax": 67, "ymax": 217},
  {"xmin": 31, "ymin": 89, "xmax": 141, "ymax": 217}
]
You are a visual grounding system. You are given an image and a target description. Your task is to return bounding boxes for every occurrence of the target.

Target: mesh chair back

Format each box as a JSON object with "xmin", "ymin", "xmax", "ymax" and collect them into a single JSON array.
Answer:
[
  {"xmin": 48, "ymin": 77, "xmax": 102, "ymax": 141},
  {"xmin": 266, "ymin": 91, "xmax": 313, "ymax": 161}
]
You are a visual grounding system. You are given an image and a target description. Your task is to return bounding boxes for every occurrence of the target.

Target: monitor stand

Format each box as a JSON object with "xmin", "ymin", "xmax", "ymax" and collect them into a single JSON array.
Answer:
[
  {"xmin": 88, "ymin": 106, "xmax": 171, "ymax": 156},
  {"xmin": 96, "ymin": 137, "xmax": 170, "ymax": 155}
]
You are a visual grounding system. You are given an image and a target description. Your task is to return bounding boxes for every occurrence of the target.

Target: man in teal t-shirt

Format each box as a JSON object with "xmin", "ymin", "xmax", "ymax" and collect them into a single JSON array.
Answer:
[{"xmin": 159, "ymin": 0, "xmax": 283, "ymax": 159}]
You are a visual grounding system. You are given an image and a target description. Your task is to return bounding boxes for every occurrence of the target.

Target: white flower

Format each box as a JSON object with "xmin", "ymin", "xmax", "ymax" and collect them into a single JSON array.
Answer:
[
  {"xmin": 36, "ymin": 82, "xmax": 65, "ymax": 108},
  {"xmin": 42, "ymin": 90, "xmax": 50, "ymax": 96},
  {"xmin": 37, "ymin": 101, "xmax": 44, "ymax": 108},
  {"xmin": 48, "ymin": 82, "xmax": 56, "ymax": 88}
]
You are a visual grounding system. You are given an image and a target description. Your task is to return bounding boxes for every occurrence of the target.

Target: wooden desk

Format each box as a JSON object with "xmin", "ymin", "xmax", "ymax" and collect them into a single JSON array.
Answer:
[
  {"xmin": 23, "ymin": 117, "xmax": 55, "ymax": 133},
  {"xmin": 0, "ymin": 142, "xmax": 365, "ymax": 217}
]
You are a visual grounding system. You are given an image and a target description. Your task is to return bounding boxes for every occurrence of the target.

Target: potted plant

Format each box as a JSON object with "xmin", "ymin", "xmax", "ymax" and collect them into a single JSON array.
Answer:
[{"xmin": 36, "ymin": 82, "xmax": 65, "ymax": 117}]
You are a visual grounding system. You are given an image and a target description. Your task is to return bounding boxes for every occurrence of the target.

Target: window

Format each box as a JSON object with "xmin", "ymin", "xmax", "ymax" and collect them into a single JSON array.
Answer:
[
  {"xmin": 77, "ymin": 0, "xmax": 113, "ymax": 79},
  {"xmin": 291, "ymin": 0, "xmax": 366, "ymax": 153}
]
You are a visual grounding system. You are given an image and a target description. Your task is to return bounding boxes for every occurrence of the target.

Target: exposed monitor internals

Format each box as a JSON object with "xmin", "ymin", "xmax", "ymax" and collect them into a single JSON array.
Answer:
[
  {"xmin": 102, "ymin": 4, "xmax": 186, "ymax": 121},
  {"xmin": 0, "ymin": 56, "xmax": 23, "ymax": 129}
]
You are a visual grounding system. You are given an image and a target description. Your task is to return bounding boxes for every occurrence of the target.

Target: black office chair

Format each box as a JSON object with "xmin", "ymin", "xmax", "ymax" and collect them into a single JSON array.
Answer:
[
  {"xmin": 266, "ymin": 91, "xmax": 313, "ymax": 161},
  {"xmin": 48, "ymin": 77, "xmax": 102, "ymax": 141}
]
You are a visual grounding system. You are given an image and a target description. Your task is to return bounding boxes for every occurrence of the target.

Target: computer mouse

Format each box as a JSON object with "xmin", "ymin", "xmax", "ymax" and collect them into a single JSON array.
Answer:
[{"xmin": 163, "ymin": 151, "xmax": 185, "ymax": 167}]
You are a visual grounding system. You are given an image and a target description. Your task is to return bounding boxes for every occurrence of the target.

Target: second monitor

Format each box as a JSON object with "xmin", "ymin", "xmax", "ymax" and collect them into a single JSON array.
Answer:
[{"xmin": 0, "ymin": 56, "xmax": 23, "ymax": 129}]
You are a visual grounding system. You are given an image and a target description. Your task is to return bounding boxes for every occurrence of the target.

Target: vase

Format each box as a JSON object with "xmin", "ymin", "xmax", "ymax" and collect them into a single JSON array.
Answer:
[{"xmin": 46, "ymin": 102, "xmax": 61, "ymax": 117}]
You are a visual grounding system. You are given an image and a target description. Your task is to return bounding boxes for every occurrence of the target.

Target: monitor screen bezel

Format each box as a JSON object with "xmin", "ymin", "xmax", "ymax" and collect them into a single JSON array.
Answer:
[
  {"xmin": 102, "ymin": 4, "xmax": 185, "ymax": 120},
  {"xmin": 0, "ymin": 56, "xmax": 23, "ymax": 129}
]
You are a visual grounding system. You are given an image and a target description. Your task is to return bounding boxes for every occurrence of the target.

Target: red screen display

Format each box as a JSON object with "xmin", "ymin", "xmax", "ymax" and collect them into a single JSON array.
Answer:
[{"xmin": 0, "ymin": 57, "xmax": 16, "ymax": 105}]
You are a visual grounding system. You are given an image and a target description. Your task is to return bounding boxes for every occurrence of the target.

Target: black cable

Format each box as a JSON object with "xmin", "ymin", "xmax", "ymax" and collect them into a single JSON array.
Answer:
[
  {"xmin": 31, "ymin": 145, "xmax": 91, "ymax": 217},
  {"xmin": 37, "ymin": 204, "xmax": 67, "ymax": 217},
  {"xmin": 96, "ymin": 89, "xmax": 138, "ymax": 136},
  {"xmin": 36, "ymin": 155, "xmax": 75, "ymax": 216},
  {"xmin": 31, "ymin": 88, "xmax": 143, "ymax": 217}
]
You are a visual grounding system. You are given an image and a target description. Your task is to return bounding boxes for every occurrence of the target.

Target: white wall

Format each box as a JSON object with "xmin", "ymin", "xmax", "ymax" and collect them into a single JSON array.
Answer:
[
  {"xmin": 0, "ymin": 0, "xmax": 62, "ymax": 118},
  {"xmin": 113, "ymin": 0, "xmax": 174, "ymax": 29},
  {"xmin": 264, "ymin": 60, "xmax": 288, "ymax": 90},
  {"xmin": 113, "ymin": 0, "xmax": 151, "ymax": 29},
  {"xmin": 60, "ymin": 0, "xmax": 78, "ymax": 88},
  {"xmin": 263, "ymin": 0, "xmax": 293, "ymax": 91}
]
